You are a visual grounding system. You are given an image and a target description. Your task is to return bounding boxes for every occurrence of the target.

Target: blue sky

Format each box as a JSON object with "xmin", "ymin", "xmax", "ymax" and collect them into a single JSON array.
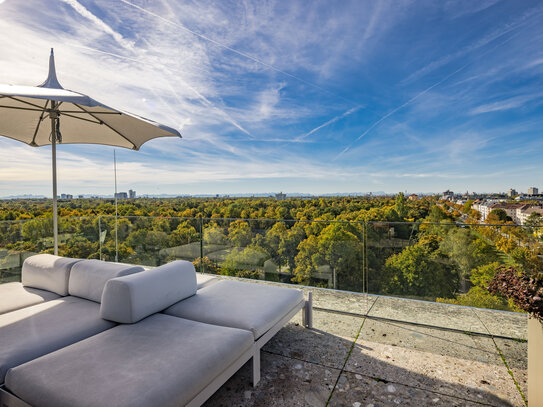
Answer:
[{"xmin": 1, "ymin": 0, "xmax": 543, "ymax": 196}]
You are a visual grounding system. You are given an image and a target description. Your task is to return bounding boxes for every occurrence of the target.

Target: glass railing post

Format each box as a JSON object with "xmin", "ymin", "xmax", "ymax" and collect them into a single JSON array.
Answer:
[
  {"xmin": 115, "ymin": 214, "xmax": 118, "ymax": 263},
  {"xmin": 98, "ymin": 216, "xmax": 102, "ymax": 261},
  {"xmin": 199, "ymin": 216, "xmax": 204, "ymax": 273}
]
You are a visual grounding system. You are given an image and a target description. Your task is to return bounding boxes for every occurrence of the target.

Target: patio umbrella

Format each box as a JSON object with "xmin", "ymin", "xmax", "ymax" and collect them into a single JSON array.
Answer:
[{"xmin": 0, "ymin": 49, "xmax": 181, "ymax": 255}]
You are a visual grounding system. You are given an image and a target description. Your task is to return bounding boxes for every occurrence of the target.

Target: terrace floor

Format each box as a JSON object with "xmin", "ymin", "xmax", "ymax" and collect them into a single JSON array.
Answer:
[{"xmin": 202, "ymin": 278, "xmax": 527, "ymax": 407}]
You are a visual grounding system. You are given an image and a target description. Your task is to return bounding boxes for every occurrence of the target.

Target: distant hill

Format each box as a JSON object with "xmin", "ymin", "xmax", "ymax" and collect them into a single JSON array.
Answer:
[{"xmin": 0, "ymin": 194, "xmax": 47, "ymax": 200}]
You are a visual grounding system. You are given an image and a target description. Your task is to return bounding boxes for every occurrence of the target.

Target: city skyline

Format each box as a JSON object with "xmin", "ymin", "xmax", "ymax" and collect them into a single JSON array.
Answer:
[
  {"xmin": 2, "ymin": 185, "xmax": 542, "ymax": 200},
  {"xmin": 1, "ymin": 1, "xmax": 543, "ymax": 196}
]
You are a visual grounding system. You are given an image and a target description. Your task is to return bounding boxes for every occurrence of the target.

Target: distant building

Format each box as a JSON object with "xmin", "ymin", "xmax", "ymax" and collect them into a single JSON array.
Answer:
[
  {"xmin": 507, "ymin": 188, "xmax": 517, "ymax": 197},
  {"xmin": 66, "ymin": 194, "xmax": 73, "ymax": 200},
  {"xmin": 78, "ymin": 195, "xmax": 84, "ymax": 199},
  {"xmin": 476, "ymin": 202, "xmax": 527, "ymax": 223},
  {"xmin": 473, "ymin": 200, "xmax": 507, "ymax": 221},
  {"xmin": 407, "ymin": 194, "xmax": 419, "ymax": 201},
  {"xmin": 528, "ymin": 187, "xmax": 539, "ymax": 196},
  {"xmin": 129, "ymin": 189, "xmax": 136, "ymax": 199},
  {"xmin": 60, "ymin": 194, "xmax": 67, "ymax": 199},
  {"xmin": 115, "ymin": 192, "xmax": 128, "ymax": 199},
  {"xmin": 275, "ymin": 192, "xmax": 286, "ymax": 201},
  {"xmin": 518, "ymin": 205, "xmax": 543, "ymax": 224},
  {"xmin": 441, "ymin": 190, "xmax": 454, "ymax": 200}
]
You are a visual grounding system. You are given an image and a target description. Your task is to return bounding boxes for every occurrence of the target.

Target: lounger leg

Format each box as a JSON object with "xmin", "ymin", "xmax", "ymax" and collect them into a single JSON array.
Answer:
[
  {"xmin": 253, "ymin": 349, "xmax": 261, "ymax": 387},
  {"xmin": 303, "ymin": 291, "xmax": 313, "ymax": 329}
]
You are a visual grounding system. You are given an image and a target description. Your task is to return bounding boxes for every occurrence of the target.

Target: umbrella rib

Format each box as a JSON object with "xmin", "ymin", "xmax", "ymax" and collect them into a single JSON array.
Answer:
[
  {"xmin": 0, "ymin": 105, "xmax": 47, "ymax": 112},
  {"xmin": 60, "ymin": 112, "xmax": 103, "ymax": 125},
  {"xmin": 73, "ymin": 103, "xmax": 137, "ymax": 149},
  {"xmin": 30, "ymin": 100, "xmax": 50, "ymax": 146},
  {"xmin": 5, "ymin": 96, "xmax": 50, "ymax": 110},
  {"xmin": 59, "ymin": 111, "xmax": 122, "ymax": 114}
]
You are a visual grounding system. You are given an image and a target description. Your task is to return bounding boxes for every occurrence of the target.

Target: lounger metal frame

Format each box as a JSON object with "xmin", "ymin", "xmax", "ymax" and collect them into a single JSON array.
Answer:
[{"xmin": 0, "ymin": 292, "xmax": 313, "ymax": 407}]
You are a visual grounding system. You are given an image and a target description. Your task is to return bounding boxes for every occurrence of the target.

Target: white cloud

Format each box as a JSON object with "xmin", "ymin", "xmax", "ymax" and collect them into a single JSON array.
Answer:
[
  {"xmin": 60, "ymin": 0, "xmax": 135, "ymax": 50},
  {"xmin": 470, "ymin": 92, "xmax": 543, "ymax": 115},
  {"xmin": 297, "ymin": 107, "xmax": 360, "ymax": 141}
]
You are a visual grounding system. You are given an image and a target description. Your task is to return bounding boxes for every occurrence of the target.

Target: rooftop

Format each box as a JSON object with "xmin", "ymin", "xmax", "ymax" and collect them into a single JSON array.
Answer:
[
  {"xmin": 0, "ymin": 214, "xmax": 534, "ymax": 406},
  {"xmin": 204, "ymin": 277, "xmax": 527, "ymax": 407}
]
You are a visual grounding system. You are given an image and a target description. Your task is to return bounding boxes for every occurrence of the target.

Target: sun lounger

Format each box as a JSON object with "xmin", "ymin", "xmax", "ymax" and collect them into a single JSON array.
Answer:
[
  {"xmin": 0, "ymin": 259, "xmax": 144, "ymax": 383},
  {"xmin": 0, "ymin": 254, "xmax": 81, "ymax": 315},
  {"xmin": 0, "ymin": 259, "xmax": 312, "ymax": 406},
  {"xmin": 1, "ymin": 261, "xmax": 254, "ymax": 407}
]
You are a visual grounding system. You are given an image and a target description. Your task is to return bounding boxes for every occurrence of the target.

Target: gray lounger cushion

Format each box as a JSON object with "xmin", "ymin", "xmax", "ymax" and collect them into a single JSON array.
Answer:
[
  {"xmin": 0, "ymin": 282, "xmax": 60, "ymax": 315},
  {"xmin": 22, "ymin": 254, "xmax": 82, "ymax": 296},
  {"xmin": 5, "ymin": 314, "xmax": 253, "ymax": 407},
  {"xmin": 196, "ymin": 273, "xmax": 219, "ymax": 289},
  {"xmin": 68, "ymin": 260, "xmax": 144, "ymax": 303},
  {"xmin": 164, "ymin": 280, "xmax": 305, "ymax": 339},
  {"xmin": 101, "ymin": 260, "xmax": 197, "ymax": 323},
  {"xmin": 0, "ymin": 296, "xmax": 115, "ymax": 383}
]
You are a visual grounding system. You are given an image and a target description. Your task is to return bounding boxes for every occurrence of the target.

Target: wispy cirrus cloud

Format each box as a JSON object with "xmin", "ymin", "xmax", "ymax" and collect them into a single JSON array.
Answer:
[
  {"xmin": 60, "ymin": 0, "xmax": 135, "ymax": 50},
  {"xmin": 470, "ymin": 92, "xmax": 543, "ymax": 115},
  {"xmin": 297, "ymin": 107, "xmax": 360, "ymax": 141}
]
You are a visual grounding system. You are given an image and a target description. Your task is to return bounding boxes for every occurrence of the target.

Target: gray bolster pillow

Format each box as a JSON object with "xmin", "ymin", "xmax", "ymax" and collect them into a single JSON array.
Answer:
[
  {"xmin": 100, "ymin": 260, "xmax": 197, "ymax": 323},
  {"xmin": 69, "ymin": 260, "xmax": 144, "ymax": 303},
  {"xmin": 22, "ymin": 254, "xmax": 82, "ymax": 296}
]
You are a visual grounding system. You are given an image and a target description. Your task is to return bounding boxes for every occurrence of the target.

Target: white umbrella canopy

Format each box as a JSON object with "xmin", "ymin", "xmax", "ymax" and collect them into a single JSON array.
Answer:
[{"xmin": 0, "ymin": 49, "xmax": 182, "ymax": 255}]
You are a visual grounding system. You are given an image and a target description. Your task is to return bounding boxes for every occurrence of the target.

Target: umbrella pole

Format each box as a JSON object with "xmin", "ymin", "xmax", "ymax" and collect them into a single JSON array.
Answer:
[
  {"xmin": 50, "ymin": 101, "xmax": 59, "ymax": 256},
  {"xmin": 114, "ymin": 149, "xmax": 118, "ymax": 262}
]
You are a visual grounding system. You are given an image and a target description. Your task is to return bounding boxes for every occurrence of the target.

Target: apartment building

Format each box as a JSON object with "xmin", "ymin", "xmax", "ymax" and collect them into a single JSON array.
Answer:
[{"xmin": 517, "ymin": 205, "xmax": 543, "ymax": 225}]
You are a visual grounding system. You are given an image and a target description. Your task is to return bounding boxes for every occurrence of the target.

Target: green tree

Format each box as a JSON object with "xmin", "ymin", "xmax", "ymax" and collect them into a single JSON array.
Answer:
[
  {"xmin": 21, "ymin": 218, "xmax": 53, "ymax": 241},
  {"xmin": 293, "ymin": 235, "xmax": 320, "ymax": 284},
  {"xmin": 487, "ymin": 209, "xmax": 509, "ymax": 224},
  {"xmin": 228, "ymin": 220, "xmax": 253, "ymax": 247},
  {"xmin": 382, "ymin": 244, "xmax": 457, "ymax": 298},
  {"xmin": 170, "ymin": 221, "xmax": 199, "ymax": 246},
  {"xmin": 462, "ymin": 200, "xmax": 473, "ymax": 214},
  {"xmin": 470, "ymin": 262, "xmax": 502, "ymax": 287},
  {"xmin": 394, "ymin": 192, "xmax": 407, "ymax": 220},
  {"xmin": 316, "ymin": 223, "xmax": 364, "ymax": 291},
  {"xmin": 525, "ymin": 212, "xmax": 542, "ymax": 226},
  {"xmin": 220, "ymin": 246, "xmax": 268, "ymax": 279},
  {"xmin": 279, "ymin": 225, "xmax": 306, "ymax": 271},
  {"xmin": 437, "ymin": 286, "xmax": 511, "ymax": 311},
  {"xmin": 439, "ymin": 228, "xmax": 498, "ymax": 292}
]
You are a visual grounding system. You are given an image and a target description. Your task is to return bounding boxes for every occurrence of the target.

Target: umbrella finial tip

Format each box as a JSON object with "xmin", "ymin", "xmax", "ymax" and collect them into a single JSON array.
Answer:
[{"xmin": 39, "ymin": 48, "xmax": 62, "ymax": 89}]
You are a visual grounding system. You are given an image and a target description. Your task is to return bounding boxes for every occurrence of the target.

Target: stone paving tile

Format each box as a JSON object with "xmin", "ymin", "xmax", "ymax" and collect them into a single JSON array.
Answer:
[
  {"xmin": 509, "ymin": 368, "xmax": 527, "ymax": 403},
  {"xmin": 263, "ymin": 310, "xmax": 362, "ymax": 370},
  {"xmin": 368, "ymin": 296, "xmax": 489, "ymax": 335},
  {"xmin": 345, "ymin": 337, "xmax": 524, "ymax": 406},
  {"xmin": 203, "ymin": 351, "xmax": 340, "ymax": 407},
  {"xmin": 467, "ymin": 336, "xmax": 527, "ymax": 399},
  {"xmin": 469, "ymin": 337, "xmax": 528, "ymax": 370},
  {"xmin": 359, "ymin": 319, "xmax": 504, "ymax": 366},
  {"xmin": 328, "ymin": 371, "xmax": 485, "ymax": 407},
  {"xmin": 471, "ymin": 308, "xmax": 527, "ymax": 340}
]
